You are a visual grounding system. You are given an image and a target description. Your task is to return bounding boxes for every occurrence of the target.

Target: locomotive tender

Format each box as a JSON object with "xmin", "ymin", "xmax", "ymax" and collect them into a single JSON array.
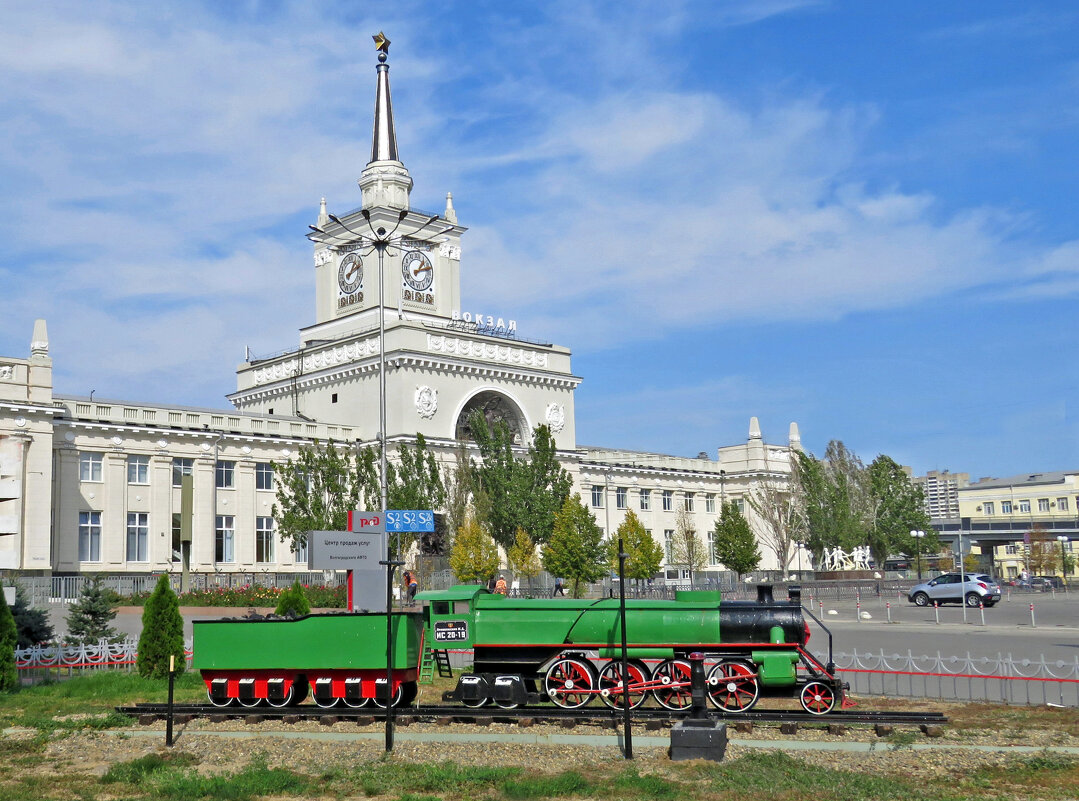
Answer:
[{"xmin": 192, "ymin": 582, "xmax": 844, "ymax": 715}]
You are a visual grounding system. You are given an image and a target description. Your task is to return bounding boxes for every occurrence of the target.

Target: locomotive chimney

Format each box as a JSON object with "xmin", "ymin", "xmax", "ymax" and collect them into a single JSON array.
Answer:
[{"xmin": 756, "ymin": 585, "xmax": 774, "ymax": 604}]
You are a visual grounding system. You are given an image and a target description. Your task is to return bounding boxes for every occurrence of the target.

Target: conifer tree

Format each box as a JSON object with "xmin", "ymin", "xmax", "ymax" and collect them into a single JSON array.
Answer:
[
  {"xmin": 136, "ymin": 574, "xmax": 185, "ymax": 679},
  {"xmin": 65, "ymin": 575, "xmax": 121, "ymax": 645},
  {"xmin": 274, "ymin": 580, "xmax": 311, "ymax": 617},
  {"xmin": 0, "ymin": 588, "xmax": 17, "ymax": 693},
  {"xmin": 11, "ymin": 584, "xmax": 54, "ymax": 649}
]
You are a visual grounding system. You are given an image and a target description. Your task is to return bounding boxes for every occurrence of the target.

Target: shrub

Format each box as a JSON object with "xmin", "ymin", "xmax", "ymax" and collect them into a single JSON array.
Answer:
[
  {"xmin": 274, "ymin": 581, "xmax": 311, "ymax": 617},
  {"xmin": 136, "ymin": 575, "xmax": 185, "ymax": 679},
  {"xmin": 0, "ymin": 587, "xmax": 17, "ymax": 692},
  {"xmin": 11, "ymin": 583, "xmax": 54, "ymax": 648}
]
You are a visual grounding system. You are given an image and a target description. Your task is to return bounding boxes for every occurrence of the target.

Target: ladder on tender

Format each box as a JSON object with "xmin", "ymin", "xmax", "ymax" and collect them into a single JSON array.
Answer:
[{"xmin": 419, "ymin": 640, "xmax": 454, "ymax": 684}]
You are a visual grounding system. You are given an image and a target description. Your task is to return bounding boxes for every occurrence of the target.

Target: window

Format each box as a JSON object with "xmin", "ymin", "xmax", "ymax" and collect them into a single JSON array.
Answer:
[
  {"xmin": 615, "ymin": 487, "xmax": 627, "ymax": 510},
  {"xmin": 255, "ymin": 462, "xmax": 274, "ymax": 491},
  {"xmin": 591, "ymin": 485, "xmax": 604, "ymax": 508},
  {"xmin": 662, "ymin": 490, "xmax": 673, "ymax": 512},
  {"xmin": 705, "ymin": 493, "xmax": 716, "ymax": 514},
  {"xmin": 256, "ymin": 517, "xmax": 275, "ymax": 563},
  {"xmin": 684, "ymin": 493, "xmax": 694, "ymax": 512},
  {"xmin": 983, "ymin": 501, "xmax": 994, "ymax": 515},
  {"xmin": 331, "ymin": 393, "xmax": 338, "ymax": 403},
  {"xmin": 215, "ymin": 460, "xmax": 235, "ymax": 489},
  {"xmin": 79, "ymin": 511, "xmax": 101, "ymax": 561},
  {"xmin": 1017, "ymin": 500, "xmax": 1030, "ymax": 513},
  {"xmin": 1001, "ymin": 500, "xmax": 1012, "ymax": 514},
  {"xmin": 171, "ymin": 458, "xmax": 194, "ymax": 487},
  {"xmin": 1038, "ymin": 498, "xmax": 1050, "ymax": 512},
  {"xmin": 171, "ymin": 514, "xmax": 182, "ymax": 563},
  {"xmin": 735, "ymin": 498, "xmax": 745, "ymax": 514},
  {"xmin": 1059, "ymin": 497, "xmax": 1070, "ymax": 512},
  {"xmin": 79, "ymin": 452, "xmax": 103, "ymax": 482},
  {"xmin": 126, "ymin": 512, "xmax": 149, "ymax": 561},
  {"xmin": 127, "ymin": 455, "xmax": 150, "ymax": 484},
  {"xmin": 1005, "ymin": 544, "xmax": 1019, "ymax": 555},
  {"xmin": 293, "ymin": 538, "xmax": 308, "ymax": 565},
  {"xmin": 639, "ymin": 489, "xmax": 651, "ymax": 510},
  {"xmin": 215, "ymin": 515, "xmax": 235, "ymax": 562},
  {"xmin": 663, "ymin": 529, "xmax": 674, "ymax": 561},
  {"xmin": 707, "ymin": 530, "xmax": 717, "ymax": 564}
]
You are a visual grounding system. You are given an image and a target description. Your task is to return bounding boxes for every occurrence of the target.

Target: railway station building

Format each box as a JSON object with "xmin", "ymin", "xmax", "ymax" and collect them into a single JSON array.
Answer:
[{"xmin": 0, "ymin": 48, "xmax": 804, "ymax": 582}]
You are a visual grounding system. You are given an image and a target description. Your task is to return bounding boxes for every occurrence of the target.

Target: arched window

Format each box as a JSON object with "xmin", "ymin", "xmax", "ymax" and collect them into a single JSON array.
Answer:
[{"xmin": 455, "ymin": 391, "xmax": 526, "ymax": 444}]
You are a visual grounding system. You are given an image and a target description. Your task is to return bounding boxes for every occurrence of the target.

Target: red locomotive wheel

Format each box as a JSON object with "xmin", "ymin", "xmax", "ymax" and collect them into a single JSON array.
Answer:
[
  {"xmin": 651, "ymin": 659, "xmax": 693, "ymax": 710},
  {"xmin": 598, "ymin": 660, "xmax": 650, "ymax": 710},
  {"xmin": 544, "ymin": 657, "xmax": 596, "ymax": 709},
  {"xmin": 706, "ymin": 660, "xmax": 759, "ymax": 712},
  {"xmin": 800, "ymin": 681, "xmax": 836, "ymax": 715}
]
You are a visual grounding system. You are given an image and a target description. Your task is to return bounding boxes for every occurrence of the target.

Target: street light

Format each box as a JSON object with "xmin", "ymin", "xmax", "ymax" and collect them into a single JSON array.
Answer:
[
  {"xmin": 1057, "ymin": 535, "xmax": 1070, "ymax": 586},
  {"xmin": 795, "ymin": 541, "xmax": 804, "ymax": 579},
  {"xmin": 910, "ymin": 530, "xmax": 925, "ymax": 580}
]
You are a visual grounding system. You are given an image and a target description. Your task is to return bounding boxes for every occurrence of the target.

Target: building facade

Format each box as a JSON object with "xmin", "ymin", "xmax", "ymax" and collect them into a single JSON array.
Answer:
[{"xmin": 0, "ymin": 45, "xmax": 805, "ymax": 580}]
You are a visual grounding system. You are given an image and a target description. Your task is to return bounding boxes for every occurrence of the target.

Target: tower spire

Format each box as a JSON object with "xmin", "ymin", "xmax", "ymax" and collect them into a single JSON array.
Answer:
[{"xmin": 359, "ymin": 32, "xmax": 413, "ymax": 210}]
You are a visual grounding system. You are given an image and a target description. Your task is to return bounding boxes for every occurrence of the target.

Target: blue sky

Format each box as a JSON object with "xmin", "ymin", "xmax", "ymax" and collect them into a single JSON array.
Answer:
[{"xmin": 1, "ymin": 0, "xmax": 1076, "ymax": 479}]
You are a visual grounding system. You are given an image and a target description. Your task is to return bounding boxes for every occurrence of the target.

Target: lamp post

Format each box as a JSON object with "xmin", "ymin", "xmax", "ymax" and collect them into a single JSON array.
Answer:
[
  {"xmin": 795, "ymin": 540, "xmax": 804, "ymax": 580},
  {"xmin": 910, "ymin": 530, "xmax": 925, "ymax": 580},
  {"xmin": 1057, "ymin": 535, "xmax": 1070, "ymax": 586}
]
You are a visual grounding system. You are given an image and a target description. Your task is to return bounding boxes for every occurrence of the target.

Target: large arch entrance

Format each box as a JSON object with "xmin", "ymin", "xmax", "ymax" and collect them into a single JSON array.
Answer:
[{"xmin": 454, "ymin": 391, "xmax": 527, "ymax": 445}]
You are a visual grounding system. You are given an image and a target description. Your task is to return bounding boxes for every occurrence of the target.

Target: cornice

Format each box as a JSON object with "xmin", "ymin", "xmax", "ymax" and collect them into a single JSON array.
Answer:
[
  {"xmin": 54, "ymin": 418, "xmax": 322, "ymax": 447},
  {"xmin": 0, "ymin": 401, "xmax": 61, "ymax": 415}
]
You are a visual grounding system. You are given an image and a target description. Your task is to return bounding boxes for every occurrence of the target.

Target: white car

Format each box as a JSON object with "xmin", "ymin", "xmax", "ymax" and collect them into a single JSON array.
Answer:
[{"xmin": 908, "ymin": 573, "xmax": 1002, "ymax": 608}]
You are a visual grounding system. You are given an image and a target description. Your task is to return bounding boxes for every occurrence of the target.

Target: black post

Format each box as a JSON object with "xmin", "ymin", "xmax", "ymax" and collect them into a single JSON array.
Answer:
[
  {"xmin": 165, "ymin": 654, "xmax": 175, "ymax": 747},
  {"xmin": 380, "ymin": 556, "xmax": 404, "ymax": 752},
  {"xmin": 617, "ymin": 537, "xmax": 633, "ymax": 759},
  {"xmin": 689, "ymin": 652, "xmax": 707, "ymax": 719}
]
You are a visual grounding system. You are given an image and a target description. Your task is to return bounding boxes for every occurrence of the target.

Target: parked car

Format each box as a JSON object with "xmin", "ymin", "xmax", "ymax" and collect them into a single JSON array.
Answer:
[
  {"xmin": 1030, "ymin": 576, "xmax": 1065, "ymax": 590},
  {"xmin": 908, "ymin": 573, "xmax": 1002, "ymax": 608}
]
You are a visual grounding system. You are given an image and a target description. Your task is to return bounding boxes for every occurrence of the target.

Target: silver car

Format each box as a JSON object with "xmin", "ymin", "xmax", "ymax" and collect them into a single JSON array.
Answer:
[{"xmin": 908, "ymin": 573, "xmax": 1002, "ymax": 608}]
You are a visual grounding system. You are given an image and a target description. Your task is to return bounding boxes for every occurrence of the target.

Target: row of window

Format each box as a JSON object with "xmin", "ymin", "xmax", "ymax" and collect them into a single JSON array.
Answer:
[
  {"xmin": 76, "ymin": 511, "xmax": 299, "ymax": 564},
  {"xmin": 78, "ymin": 453, "xmax": 275, "ymax": 491},
  {"xmin": 982, "ymin": 497, "xmax": 1072, "ymax": 516},
  {"xmin": 590, "ymin": 487, "xmax": 742, "ymax": 515}
]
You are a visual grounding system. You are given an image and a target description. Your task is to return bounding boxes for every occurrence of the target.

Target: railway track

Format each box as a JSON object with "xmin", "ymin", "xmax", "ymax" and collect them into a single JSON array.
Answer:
[{"xmin": 117, "ymin": 702, "xmax": 947, "ymax": 728}]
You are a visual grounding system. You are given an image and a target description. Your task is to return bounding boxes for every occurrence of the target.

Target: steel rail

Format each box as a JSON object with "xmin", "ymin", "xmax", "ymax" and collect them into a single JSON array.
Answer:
[{"xmin": 116, "ymin": 703, "xmax": 946, "ymax": 727}]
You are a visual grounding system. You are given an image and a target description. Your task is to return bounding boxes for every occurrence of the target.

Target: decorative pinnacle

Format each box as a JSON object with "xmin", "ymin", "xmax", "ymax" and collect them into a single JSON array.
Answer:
[{"xmin": 373, "ymin": 31, "xmax": 390, "ymax": 62}]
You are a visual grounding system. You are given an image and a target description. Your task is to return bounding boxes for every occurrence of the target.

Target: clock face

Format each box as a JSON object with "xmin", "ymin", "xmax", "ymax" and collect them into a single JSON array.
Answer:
[
  {"xmin": 338, "ymin": 253, "xmax": 363, "ymax": 294},
  {"xmin": 401, "ymin": 251, "xmax": 434, "ymax": 292}
]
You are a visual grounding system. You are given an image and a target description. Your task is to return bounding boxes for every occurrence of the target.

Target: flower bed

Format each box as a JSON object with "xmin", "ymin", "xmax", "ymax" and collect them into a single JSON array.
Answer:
[{"xmin": 125, "ymin": 583, "xmax": 346, "ymax": 608}]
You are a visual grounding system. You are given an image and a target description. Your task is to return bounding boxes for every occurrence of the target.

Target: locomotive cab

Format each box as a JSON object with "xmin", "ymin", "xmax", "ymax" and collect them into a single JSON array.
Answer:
[{"xmin": 416, "ymin": 584, "xmax": 487, "ymax": 650}]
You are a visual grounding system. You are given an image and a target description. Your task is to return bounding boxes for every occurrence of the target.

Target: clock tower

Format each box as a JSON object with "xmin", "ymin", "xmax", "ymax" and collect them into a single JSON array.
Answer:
[{"xmin": 231, "ymin": 35, "xmax": 580, "ymax": 455}]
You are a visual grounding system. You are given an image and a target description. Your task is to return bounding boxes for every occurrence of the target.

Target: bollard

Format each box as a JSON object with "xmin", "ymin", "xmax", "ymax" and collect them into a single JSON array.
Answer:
[
  {"xmin": 166, "ymin": 654, "xmax": 175, "ymax": 747},
  {"xmin": 856, "ymin": 599, "xmax": 861, "ymax": 623},
  {"xmin": 1030, "ymin": 603, "xmax": 1036, "ymax": 628},
  {"xmin": 934, "ymin": 601, "xmax": 939, "ymax": 625},
  {"xmin": 886, "ymin": 602, "xmax": 891, "ymax": 624},
  {"xmin": 979, "ymin": 602, "xmax": 985, "ymax": 627},
  {"xmin": 819, "ymin": 599, "xmax": 824, "ymax": 618}
]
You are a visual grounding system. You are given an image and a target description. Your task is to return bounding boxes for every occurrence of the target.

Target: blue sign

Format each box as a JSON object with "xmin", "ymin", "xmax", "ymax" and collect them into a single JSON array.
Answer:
[{"xmin": 385, "ymin": 510, "xmax": 435, "ymax": 533}]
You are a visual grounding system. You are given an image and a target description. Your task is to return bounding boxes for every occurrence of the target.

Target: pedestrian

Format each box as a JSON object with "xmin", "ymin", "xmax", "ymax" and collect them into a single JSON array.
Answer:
[
  {"xmin": 406, "ymin": 571, "xmax": 418, "ymax": 603},
  {"xmin": 553, "ymin": 576, "xmax": 565, "ymax": 597},
  {"xmin": 494, "ymin": 575, "xmax": 508, "ymax": 595},
  {"xmin": 487, "ymin": 576, "xmax": 497, "ymax": 592}
]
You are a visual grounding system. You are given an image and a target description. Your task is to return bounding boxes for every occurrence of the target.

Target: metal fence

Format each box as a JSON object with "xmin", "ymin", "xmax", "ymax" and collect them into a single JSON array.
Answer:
[
  {"xmin": 834, "ymin": 650, "xmax": 1079, "ymax": 707},
  {"xmin": 14, "ymin": 637, "xmax": 193, "ymax": 685}
]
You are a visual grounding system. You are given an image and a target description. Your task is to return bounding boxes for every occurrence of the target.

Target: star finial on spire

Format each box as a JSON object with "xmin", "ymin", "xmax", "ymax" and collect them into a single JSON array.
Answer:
[{"xmin": 373, "ymin": 31, "xmax": 390, "ymax": 56}]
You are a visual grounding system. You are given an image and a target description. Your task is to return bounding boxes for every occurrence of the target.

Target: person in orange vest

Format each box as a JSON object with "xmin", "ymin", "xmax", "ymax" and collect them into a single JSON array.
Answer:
[{"xmin": 494, "ymin": 575, "xmax": 508, "ymax": 595}]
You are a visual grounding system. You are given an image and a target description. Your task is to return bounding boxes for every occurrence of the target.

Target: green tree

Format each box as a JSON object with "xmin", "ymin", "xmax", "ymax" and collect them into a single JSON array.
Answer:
[
  {"xmin": 274, "ymin": 580, "xmax": 312, "ymax": 617},
  {"xmin": 606, "ymin": 510, "xmax": 663, "ymax": 586},
  {"xmin": 793, "ymin": 449, "xmax": 831, "ymax": 566},
  {"xmin": 542, "ymin": 494, "xmax": 606, "ymax": 598},
  {"xmin": 65, "ymin": 575, "xmax": 121, "ymax": 645},
  {"xmin": 449, "ymin": 513, "xmax": 500, "ymax": 584},
  {"xmin": 670, "ymin": 506, "xmax": 709, "ymax": 585},
  {"xmin": 0, "ymin": 588, "xmax": 17, "ymax": 693},
  {"xmin": 273, "ymin": 440, "xmax": 377, "ymax": 555},
  {"xmin": 10, "ymin": 584, "xmax": 54, "ymax": 649},
  {"xmin": 506, "ymin": 528, "xmax": 542, "ymax": 595},
  {"xmin": 136, "ymin": 574, "xmax": 185, "ymax": 679},
  {"xmin": 385, "ymin": 433, "xmax": 448, "ymax": 555},
  {"xmin": 866, "ymin": 455, "xmax": 935, "ymax": 568},
  {"xmin": 711, "ymin": 502, "xmax": 762, "ymax": 579},
  {"xmin": 443, "ymin": 440, "xmax": 475, "ymax": 549},
  {"xmin": 469, "ymin": 413, "xmax": 572, "ymax": 549},
  {"xmin": 823, "ymin": 440, "xmax": 872, "ymax": 553}
]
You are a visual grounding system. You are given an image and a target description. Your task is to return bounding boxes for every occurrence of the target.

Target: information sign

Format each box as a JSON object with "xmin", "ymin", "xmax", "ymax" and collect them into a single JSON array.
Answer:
[
  {"xmin": 307, "ymin": 529, "xmax": 386, "ymax": 570},
  {"xmin": 385, "ymin": 510, "xmax": 435, "ymax": 533}
]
